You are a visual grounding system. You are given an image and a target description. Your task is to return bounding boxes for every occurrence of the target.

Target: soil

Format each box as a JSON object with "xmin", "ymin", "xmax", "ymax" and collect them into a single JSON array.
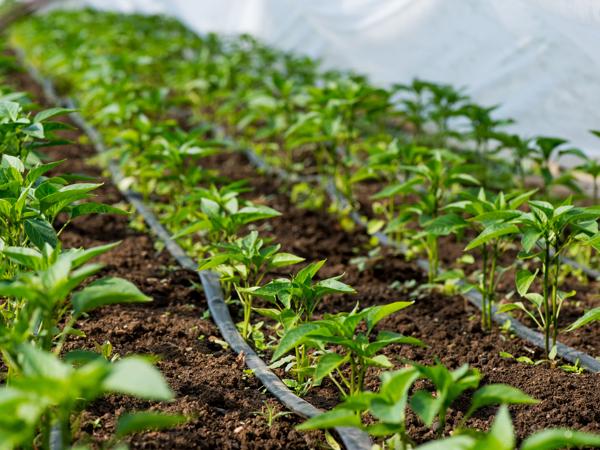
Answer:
[
  {"xmin": 7, "ymin": 67, "xmax": 325, "ymax": 449},
  {"xmin": 8, "ymin": 61, "xmax": 600, "ymax": 448}
]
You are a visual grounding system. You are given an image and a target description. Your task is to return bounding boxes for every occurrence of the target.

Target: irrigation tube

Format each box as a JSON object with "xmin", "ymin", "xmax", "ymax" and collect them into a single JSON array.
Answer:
[
  {"xmin": 14, "ymin": 51, "xmax": 372, "ymax": 450},
  {"xmin": 242, "ymin": 148, "xmax": 600, "ymax": 374}
]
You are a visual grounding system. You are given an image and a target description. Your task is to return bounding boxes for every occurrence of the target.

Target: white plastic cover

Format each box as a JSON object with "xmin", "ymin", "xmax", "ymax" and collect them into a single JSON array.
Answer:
[{"xmin": 53, "ymin": 0, "xmax": 600, "ymax": 157}]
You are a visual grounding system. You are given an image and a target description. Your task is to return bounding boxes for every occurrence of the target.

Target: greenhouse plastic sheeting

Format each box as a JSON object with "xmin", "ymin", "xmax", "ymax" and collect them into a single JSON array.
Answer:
[{"xmin": 56, "ymin": 0, "xmax": 600, "ymax": 158}]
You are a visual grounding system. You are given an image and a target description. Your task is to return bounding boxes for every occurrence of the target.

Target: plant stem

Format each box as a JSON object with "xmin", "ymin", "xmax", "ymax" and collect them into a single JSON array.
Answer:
[
  {"xmin": 486, "ymin": 242, "xmax": 499, "ymax": 331},
  {"xmin": 542, "ymin": 238, "xmax": 551, "ymax": 357},
  {"xmin": 427, "ymin": 234, "xmax": 439, "ymax": 284},
  {"xmin": 481, "ymin": 244, "xmax": 489, "ymax": 330},
  {"xmin": 328, "ymin": 373, "xmax": 348, "ymax": 398},
  {"xmin": 235, "ymin": 287, "xmax": 252, "ymax": 339},
  {"xmin": 551, "ymin": 253, "xmax": 561, "ymax": 348}
]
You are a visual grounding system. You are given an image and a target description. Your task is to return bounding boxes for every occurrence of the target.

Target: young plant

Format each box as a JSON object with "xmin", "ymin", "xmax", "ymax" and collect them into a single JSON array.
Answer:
[
  {"xmin": 174, "ymin": 181, "xmax": 280, "ymax": 244},
  {"xmin": 356, "ymin": 140, "xmax": 428, "ymax": 241},
  {"xmin": 0, "ymin": 343, "xmax": 183, "ymax": 449},
  {"xmin": 129, "ymin": 133, "xmax": 226, "ymax": 200},
  {"xmin": 392, "ymin": 79, "xmax": 453, "ymax": 140},
  {"xmin": 503, "ymin": 200, "xmax": 600, "ymax": 356},
  {"xmin": 409, "ymin": 361, "xmax": 534, "ymax": 436},
  {"xmin": 199, "ymin": 230, "xmax": 304, "ymax": 338},
  {"xmin": 298, "ymin": 362, "xmax": 537, "ymax": 449},
  {"xmin": 0, "ymin": 112, "xmax": 124, "ymax": 277},
  {"xmin": 271, "ymin": 301, "xmax": 423, "ymax": 397},
  {"xmin": 246, "ymin": 260, "xmax": 355, "ymax": 388},
  {"xmin": 253, "ymin": 401, "xmax": 293, "ymax": 427},
  {"xmin": 0, "ymin": 100, "xmax": 73, "ymax": 162},
  {"xmin": 401, "ymin": 149, "xmax": 479, "ymax": 282},
  {"xmin": 448, "ymin": 189, "xmax": 534, "ymax": 331},
  {"xmin": 0, "ymin": 242, "xmax": 151, "ymax": 373},
  {"xmin": 415, "ymin": 404, "xmax": 600, "ymax": 450}
]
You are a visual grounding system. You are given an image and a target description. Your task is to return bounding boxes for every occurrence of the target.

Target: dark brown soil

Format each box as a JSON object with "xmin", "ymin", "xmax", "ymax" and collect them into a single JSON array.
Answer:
[{"xmin": 7, "ymin": 67, "xmax": 325, "ymax": 450}]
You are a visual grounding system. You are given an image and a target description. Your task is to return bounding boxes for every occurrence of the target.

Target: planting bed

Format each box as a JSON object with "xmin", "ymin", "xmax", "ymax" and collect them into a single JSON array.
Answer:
[{"xmin": 2, "ymin": 7, "xmax": 600, "ymax": 450}]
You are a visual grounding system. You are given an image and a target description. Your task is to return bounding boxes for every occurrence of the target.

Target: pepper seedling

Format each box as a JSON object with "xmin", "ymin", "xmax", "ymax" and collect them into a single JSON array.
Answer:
[
  {"xmin": 400, "ymin": 149, "xmax": 479, "ymax": 282},
  {"xmin": 0, "ymin": 242, "xmax": 151, "ymax": 373},
  {"xmin": 447, "ymin": 188, "xmax": 535, "ymax": 330},
  {"xmin": 271, "ymin": 301, "xmax": 423, "ymax": 397},
  {"xmin": 502, "ymin": 200, "xmax": 600, "ymax": 356},
  {"xmin": 174, "ymin": 181, "xmax": 280, "ymax": 244},
  {"xmin": 298, "ymin": 361, "xmax": 537, "ymax": 448},
  {"xmin": 0, "ymin": 343, "xmax": 183, "ymax": 449},
  {"xmin": 415, "ymin": 404, "xmax": 600, "ymax": 450},
  {"xmin": 244, "ymin": 260, "xmax": 355, "ymax": 388},
  {"xmin": 199, "ymin": 230, "xmax": 304, "ymax": 338}
]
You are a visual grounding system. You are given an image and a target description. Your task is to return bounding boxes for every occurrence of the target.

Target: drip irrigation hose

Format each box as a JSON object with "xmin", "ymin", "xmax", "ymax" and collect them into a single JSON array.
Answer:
[
  {"xmin": 242, "ymin": 148, "xmax": 600, "ymax": 374},
  {"xmin": 14, "ymin": 49, "xmax": 372, "ymax": 450}
]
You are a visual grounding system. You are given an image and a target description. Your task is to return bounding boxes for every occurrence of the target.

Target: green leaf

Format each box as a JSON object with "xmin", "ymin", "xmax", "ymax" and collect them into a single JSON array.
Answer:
[
  {"xmin": 522, "ymin": 429, "xmax": 600, "ymax": 450},
  {"xmin": 296, "ymin": 409, "xmax": 361, "ymax": 431},
  {"xmin": 365, "ymin": 354, "xmax": 393, "ymax": 368},
  {"xmin": 566, "ymin": 307, "xmax": 600, "ymax": 332},
  {"xmin": 68, "ymin": 241, "xmax": 120, "ymax": 268},
  {"xmin": 18, "ymin": 343, "xmax": 70, "ymax": 379},
  {"xmin": 103, "ymin": 357, "xmax": 173, "ymax": 400},
  {"xmin": 508, "ymin": 190, "xmax": 537, "ymax": 210},
  {"xmin": 70, "ymin": 202, "xmax": 128, "ymax": 219},
  {"xmin": 72, "ymin": 277, "xmax": 151, "ymax": 314},
  {"xmin": 314, "ymin": 353, "xmax": 347, "ymax": 383},
  {"xmin": 525, "ymin": 293, "xmax": 544, "ymax": 308},
  {"xmin": 0, "ymin": 101, "xmax": 21, "ymax": 121},
  {"xmin": 410, "ymin": 390, "xmax": 440, "ymax": 427},
  {"xmin": 473, "ymin": 405, "xmax": 515, "ymax": 450},
  {"xmin": 116, "ymin": 412, "xmax": 187, "ymax": 437},
  {"xmin": 296, "ymin": 260, "xmax": 326, "ymax": 283},
  {"xmin": 365, "ymin": 301, "xmax": 413, "ymax": 333},
  {"xmin": 272, "ymin": 323, "xmax": 322, "ymax": 361},
  {"xmin": 371, "ymin": 178, "xmax": 419, "ymax": 200},
  {"xmin": 522, "ymin": 228, "xmax": 542, "ymax": 252},
  {"xmin": 465, "ymin": 223, "xmax": 519, "ymax": 251},
  {"xmin": 516, "ymin": 269, "xmax": 537, "ymax": 296},
  {"xmin": 415, "ymin": 436, "xmax": 475, "ymax": 450},
  {"xmin": 2, "ymin": 154, "xmax": 25, "ymax": 172},
  {"xmin": 425, "ymin": 213, "xmax": 468, "ymax": 236},
  {"xmin": 23, "ymin": 122, "xmax": 44, "ymax": 138},
  {"xmin": 465, "ymin": 384, "xmax": 538, "ymax": 419},
  {"xmin": 24, "ymin": 218, "xmax": 58, "ymax": 250},
  {"xmin": 40, "ymin": 183, "xmax": 102, "ymax": 209},
  {"xmin": 2, "ymin": 246, "xmax": 42, "ymax": 269},
  {"xmin": 380, "ymin": 367, "xmax": 419, "ymax": 402},
  {"xmin": 34, "ymin": 107, "xmax": 76, "ymax": 123},
  {"xmin": 236, "ymin": 205, "xmax": 281, "ymax": 224},
  {"xmin": 367, "ymin": 219, "xmax": 386, "ymax": 235},
  {"xmin": 367, "ymin": 331, "xmax": 425, "ymax": 354},
  {"xmin": 269, "ymin": 252, "xmax": 305, "ymax": 269},
  {"xmin": 369, "ymin": 397, "xmax": 406, "ymax": 425},
  {"xmin": 315, "ymin": 276, "xmax": 356, "ymax": 295},
  {"xmin": 25, "ymin": 160, "xmax": 64, "ymax": 185}
]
